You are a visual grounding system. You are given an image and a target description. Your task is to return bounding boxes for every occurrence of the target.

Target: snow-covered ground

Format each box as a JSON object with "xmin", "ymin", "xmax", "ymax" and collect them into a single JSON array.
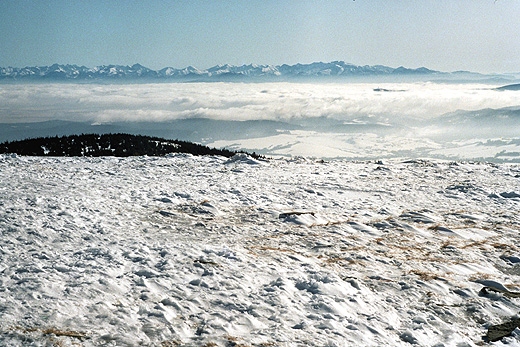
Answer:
[{"xmin": 1, "ymin": 153, "xmax": 519, "ymax": 346}]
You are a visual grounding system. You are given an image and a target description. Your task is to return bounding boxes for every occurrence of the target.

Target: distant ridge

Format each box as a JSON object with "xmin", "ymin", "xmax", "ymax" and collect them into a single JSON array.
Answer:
[
  {"xmin": 496, "ymin": 83, "xmax": 520, "ymax": 91},
  {"xmin": 0, "ymin": 133, "xmax": 263, "ymax": 158},
  {"xmin": 0, "ymin": 61, "xmax": 442, "ymax": 81}
]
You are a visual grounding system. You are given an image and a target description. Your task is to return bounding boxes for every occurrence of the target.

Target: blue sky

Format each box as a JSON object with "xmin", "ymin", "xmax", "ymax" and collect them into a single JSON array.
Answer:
[{"xmin": 1, "ymin": 0, "xmax": 519, "ymax": 73}]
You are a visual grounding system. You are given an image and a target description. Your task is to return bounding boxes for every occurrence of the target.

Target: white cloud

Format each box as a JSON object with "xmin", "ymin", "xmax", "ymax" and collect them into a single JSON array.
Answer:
[{"xmin": 2, "ymin": 82, "xmax": 519, "ymax": 125}]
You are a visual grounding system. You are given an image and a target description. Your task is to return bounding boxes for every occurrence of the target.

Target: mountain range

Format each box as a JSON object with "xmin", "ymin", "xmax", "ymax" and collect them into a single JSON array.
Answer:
[{"xmin": 0, "ymin": 61, "xmax": 447, "ymax": 81}]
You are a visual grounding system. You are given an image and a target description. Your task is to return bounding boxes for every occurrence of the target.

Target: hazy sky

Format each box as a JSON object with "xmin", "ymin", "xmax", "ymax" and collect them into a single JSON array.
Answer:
[{"xmin": 1, "ymin": 0, "xmax": 519, "ymax": 73}]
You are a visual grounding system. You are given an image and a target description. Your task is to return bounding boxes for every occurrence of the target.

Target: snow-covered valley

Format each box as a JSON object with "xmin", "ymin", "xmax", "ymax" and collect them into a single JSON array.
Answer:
[{"xmin": 1, "ymin": 153, "xmax": 519, "ymax": 346}]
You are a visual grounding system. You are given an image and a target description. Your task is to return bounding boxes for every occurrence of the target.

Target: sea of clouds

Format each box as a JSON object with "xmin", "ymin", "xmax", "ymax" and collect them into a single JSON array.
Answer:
[
  {"xmin": 1, "ymin": 82, "xmax": 519, "ymax": 123},
  {"xmin": 1, "ymin": 82, "xmax": 519, "ymax": 160}
]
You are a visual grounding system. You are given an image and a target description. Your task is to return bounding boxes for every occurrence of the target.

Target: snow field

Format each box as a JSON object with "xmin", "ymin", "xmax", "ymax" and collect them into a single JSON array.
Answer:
[{"xmin": 0, "ymin": 154, "xmax": 519, "ymax": 346}]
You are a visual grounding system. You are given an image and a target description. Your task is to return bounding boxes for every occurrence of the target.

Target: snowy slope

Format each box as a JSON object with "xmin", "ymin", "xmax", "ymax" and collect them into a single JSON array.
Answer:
[{"xmin": 0, "ymin": 154, "xmax": 519, "ymax": 346}]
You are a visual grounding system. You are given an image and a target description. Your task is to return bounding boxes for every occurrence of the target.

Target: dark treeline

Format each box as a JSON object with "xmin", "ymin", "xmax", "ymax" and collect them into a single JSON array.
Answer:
[{"xmin": 0, "ymin": 133, "xmax": 263, "ymax": 159}]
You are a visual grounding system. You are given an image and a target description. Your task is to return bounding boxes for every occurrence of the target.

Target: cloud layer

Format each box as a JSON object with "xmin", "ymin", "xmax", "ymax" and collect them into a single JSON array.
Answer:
[
  {"xmin": 2, "ymin": 82, "xmax": 519, "ymax": 161},
  {"xmin": 2, "ymin": 82, "xmax": 519, "ymax": 124}
]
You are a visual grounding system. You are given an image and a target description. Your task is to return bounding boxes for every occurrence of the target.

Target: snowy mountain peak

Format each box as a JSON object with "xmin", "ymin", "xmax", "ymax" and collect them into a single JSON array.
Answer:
[{"xmin": 0, "ymin": 62, "xmax": 444, "ymax": 81}]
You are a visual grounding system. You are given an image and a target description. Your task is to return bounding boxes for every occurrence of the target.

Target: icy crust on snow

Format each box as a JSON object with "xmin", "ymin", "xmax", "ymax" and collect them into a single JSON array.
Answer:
[{"xmin": 0, "ymin": 154, "xmax": 519, "ymax": 346}]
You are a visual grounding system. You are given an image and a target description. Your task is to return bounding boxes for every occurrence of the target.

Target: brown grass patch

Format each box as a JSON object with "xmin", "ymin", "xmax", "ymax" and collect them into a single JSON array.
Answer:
[
  {"xmin": 460, "ymin": 239, "xmax": 490, "ymax": 250},
  {"xmin": 490, "ymin": 242, "xmax": 513, "ymax": 250},
  {"xmin": 339, "ymin": 245, "xmax": 368, "ymax": 252},
  {"xmin": 11, "ymin": 327, "xmax": 88, "ymax": 340},
  {"xmin": 41, "ymin": 328, "xmax": 87, "ymax": 339},
  {"xmin": 468, "ymin": 272, "xmax": 493, "ymax": 281},
  {"xmin": 247, "ymin": 245, "xmax": 295, "ymax": 253},
  {"xmin": 408, "ymin": 269, "xmax": 441, "ymax": 281},
  {"xmin": 6, "ymin": 326, "xmax": 89, "ymax": 347},
  {"xmin": 440, "ymin": 239, "xmax": 457, "ymax": 249},
  {"xmin": 458, "ymin": 238, "xmax": 515, "ymax": 251},
  {"xmin": 161, "ymin": 340, "xmax": 182, "ymax": 347},
  {"xmin": 317, "ymin": 254, "xmax": 345, "ymax": 264}
]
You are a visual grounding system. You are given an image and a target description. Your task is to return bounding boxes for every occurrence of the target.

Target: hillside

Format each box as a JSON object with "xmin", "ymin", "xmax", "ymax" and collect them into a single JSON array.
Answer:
[{"xmin": 0, "ymin": 133, "xmax": 260, "ymax": 158}]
